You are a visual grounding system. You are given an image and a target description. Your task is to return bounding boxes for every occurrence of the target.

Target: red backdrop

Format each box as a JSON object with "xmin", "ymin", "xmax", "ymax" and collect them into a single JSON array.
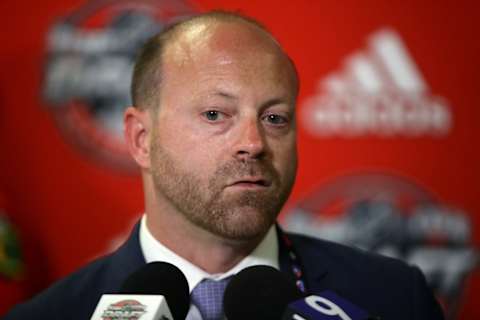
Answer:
[{"xmin": 0, "ymin": 0, "xmax": 478, "ymax": 319}]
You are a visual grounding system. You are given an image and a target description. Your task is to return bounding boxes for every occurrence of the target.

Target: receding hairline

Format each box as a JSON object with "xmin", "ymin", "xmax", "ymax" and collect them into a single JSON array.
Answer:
[
  {"xmin": 166, "ymin": 12, "xmax": 283, "ymax": 50},
  {"xmin": 131, "ymin": 11, "xmax": 299, "ymax": 110}
]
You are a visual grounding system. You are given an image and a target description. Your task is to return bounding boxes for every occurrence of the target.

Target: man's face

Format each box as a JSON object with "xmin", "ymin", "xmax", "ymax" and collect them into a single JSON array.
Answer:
[{"xmin": 149, "ymin": 23, "xmax": 298, "ymax": 241}]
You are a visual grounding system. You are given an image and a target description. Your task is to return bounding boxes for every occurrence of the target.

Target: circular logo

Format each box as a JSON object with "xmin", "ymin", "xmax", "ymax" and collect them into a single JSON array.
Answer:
[
  {"xmin": 43, "ymin": 0, "xmax": 195, "ymax": 171},
  {"xmin": 284, "ymin": 172, "xmax": 478, "ymax": 319}
]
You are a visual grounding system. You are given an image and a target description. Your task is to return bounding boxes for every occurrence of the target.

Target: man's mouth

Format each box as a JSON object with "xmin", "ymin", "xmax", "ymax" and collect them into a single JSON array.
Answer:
[{"xmin": 228, "ymin": 177, "xmax": 271, "ymax": 188}]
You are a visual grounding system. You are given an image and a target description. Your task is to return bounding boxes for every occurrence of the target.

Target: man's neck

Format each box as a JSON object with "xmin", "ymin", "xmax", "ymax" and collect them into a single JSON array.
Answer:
[{"xmin": 145, "ymin": 209, "xmax": 264, "ymax": 274}]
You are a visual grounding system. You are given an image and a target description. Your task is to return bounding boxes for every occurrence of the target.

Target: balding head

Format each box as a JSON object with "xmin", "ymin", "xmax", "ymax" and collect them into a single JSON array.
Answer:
[
  {"xmin": 131, "ymin": 11, "xmax": 299, "ymax": 110},
  {"xmin": 124, "ymin": 11, "xmax": 298, "ymax": 244}
]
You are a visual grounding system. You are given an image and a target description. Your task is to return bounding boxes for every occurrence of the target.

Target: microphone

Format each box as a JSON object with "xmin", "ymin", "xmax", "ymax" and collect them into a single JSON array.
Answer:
[
  {"xmin": 90, "ymin": 262, "xmax": 190, "ymax": 320},
  {"xmin": 282, "ymin": 291, "xmax": 379, "ymax": 320},
  {"xmin": 223, "ymin": 265, "xmax": 304, "ymax": 320}
]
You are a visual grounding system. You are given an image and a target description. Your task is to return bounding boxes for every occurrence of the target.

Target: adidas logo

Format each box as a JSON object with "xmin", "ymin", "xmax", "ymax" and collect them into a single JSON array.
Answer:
[{"xmin": 301, "ymin": 28, "xmax": 452, "ymax": 137}]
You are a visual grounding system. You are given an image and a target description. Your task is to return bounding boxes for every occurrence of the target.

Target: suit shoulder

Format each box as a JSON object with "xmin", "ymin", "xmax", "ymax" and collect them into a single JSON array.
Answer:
[
  {"xmin": 287, "ymin": 231, "xmax": 414, "ymax": 278},
  {"xmin": 4, "ymin": 253, "xmax": 116, "ymax": 319},
  {"xmin": 286, "ymin": 232, "xmax": 444, "ymax": 319},
  {"xmin": 5, "ymin": 223, "xmax": 145, "ymax": 319}
]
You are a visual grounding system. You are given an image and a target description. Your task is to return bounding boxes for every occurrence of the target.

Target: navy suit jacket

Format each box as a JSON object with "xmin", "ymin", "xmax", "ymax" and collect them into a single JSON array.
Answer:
[{"xmin": 4, "ymin": 223, "xmax": 444, "ymax": 319}]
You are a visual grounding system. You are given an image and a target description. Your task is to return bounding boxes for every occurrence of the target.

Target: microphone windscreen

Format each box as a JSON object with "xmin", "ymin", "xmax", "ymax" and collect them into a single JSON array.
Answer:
[
  {"xmin": 224, "ymin": 265, "xmax": 303, "ymax": 320},
  {"xmin": 120, "ymin": 262, "xmax": 190, "ymax": 320}
]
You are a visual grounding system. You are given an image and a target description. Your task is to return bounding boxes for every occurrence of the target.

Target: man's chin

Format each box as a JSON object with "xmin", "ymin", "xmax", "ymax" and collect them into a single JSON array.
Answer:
[{"xmin": 210, "ymin": 206, "xmax": 276, "ymax": 241}]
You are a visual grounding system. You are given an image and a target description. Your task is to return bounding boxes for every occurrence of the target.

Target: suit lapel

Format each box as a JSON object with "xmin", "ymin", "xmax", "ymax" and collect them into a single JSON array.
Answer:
[
  {"xmin": 277, "ymin": 227, "xmax": 330, "ymax": 294},
  {"xmin": 292, "ymin": 244, "xmax": 331, "ymax": 295},
  {"xmin": 103, "ymin": 221, "xmax": 147, "ymax": 292}
]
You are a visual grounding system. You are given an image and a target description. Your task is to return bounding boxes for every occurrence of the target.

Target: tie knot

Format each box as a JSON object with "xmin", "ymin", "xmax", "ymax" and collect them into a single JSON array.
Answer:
[{"xmin": 191, "ymin": 278, "xmax": 230, "ymax": 320}]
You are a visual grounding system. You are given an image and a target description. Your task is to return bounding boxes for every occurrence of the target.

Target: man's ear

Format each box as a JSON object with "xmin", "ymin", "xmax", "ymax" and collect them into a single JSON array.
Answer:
[{"xmin": 124, "ymin": 106, "xmax": 152, "ymax": 169}]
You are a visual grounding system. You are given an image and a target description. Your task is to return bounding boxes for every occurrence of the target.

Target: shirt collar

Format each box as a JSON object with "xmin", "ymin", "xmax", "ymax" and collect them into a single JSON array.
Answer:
[{"xmin": 139, "ymin": 214, "xmax": 279, "ymax": 293}]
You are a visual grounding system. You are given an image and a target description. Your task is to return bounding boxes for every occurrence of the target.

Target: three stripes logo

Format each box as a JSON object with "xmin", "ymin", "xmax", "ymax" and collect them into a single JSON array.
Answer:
[{"xmin": 301, "ymin": 28, "xmax": 452, "ymax": 137}]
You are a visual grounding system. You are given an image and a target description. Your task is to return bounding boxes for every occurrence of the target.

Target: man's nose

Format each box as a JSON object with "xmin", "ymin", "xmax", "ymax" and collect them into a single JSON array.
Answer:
[{"xmin": 233, "ymin": 118, "xmax": 266, "ymax": 161}]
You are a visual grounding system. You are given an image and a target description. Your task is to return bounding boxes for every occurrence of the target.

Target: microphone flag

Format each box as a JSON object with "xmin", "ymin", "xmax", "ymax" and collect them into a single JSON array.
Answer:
[{"xmin": 283, "ymin": 290, "xmax": 377, "ymax": 320}]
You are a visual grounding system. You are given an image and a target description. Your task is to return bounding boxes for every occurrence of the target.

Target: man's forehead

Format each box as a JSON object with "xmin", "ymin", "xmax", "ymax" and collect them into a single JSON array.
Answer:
[{"xmin": 156, "ymin": 17, "xmax": 299, "ymax": 102}]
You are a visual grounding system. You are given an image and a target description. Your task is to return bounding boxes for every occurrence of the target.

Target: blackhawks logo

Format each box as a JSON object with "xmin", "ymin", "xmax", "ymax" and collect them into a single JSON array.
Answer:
[{"xmin": 0, "ymin": 213, "xmax": 23, "ymax": 280}]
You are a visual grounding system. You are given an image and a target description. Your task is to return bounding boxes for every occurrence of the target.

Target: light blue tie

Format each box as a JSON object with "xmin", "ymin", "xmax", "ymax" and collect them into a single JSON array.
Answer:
[{"xmin": 191, "ymin": 278, "xmax": 230, "ymax": 320}]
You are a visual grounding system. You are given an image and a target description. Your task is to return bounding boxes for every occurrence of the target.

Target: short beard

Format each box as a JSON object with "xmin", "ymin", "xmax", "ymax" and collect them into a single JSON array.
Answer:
[{"xmin": 150, "ymin": 140, "xmax": 295, "ymax": 241}]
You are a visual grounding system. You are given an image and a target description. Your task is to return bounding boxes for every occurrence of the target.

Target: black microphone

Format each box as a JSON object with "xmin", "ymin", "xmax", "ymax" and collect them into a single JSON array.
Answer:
[
  {"xmin": 223, "ymin": 265, "xmax": 304, "ymax": 320},
  {"xmin": 282, "ymin": 291, "xmax": 380, "ymax": 320},
  {"xmin": 90, "ymin": 262, "xmax": 190, "ymax": 320}
]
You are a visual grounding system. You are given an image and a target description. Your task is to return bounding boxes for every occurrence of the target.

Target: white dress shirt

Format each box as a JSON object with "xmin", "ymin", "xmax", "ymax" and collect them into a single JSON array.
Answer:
[{"xmin": 139, "ymin": 215, "xmax": 279, "ymax": 320}]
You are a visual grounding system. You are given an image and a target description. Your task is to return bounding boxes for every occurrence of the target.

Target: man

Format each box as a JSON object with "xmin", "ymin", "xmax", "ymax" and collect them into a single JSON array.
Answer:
[{"xmin": 5, "ymin": 11, "xmax": 444, "ymax": 320}]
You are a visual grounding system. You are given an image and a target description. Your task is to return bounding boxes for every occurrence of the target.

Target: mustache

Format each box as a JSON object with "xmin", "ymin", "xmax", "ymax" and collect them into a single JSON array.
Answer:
[{"xmin": 214, "ymin": 159, "xmax": 278, "ymax": 182}]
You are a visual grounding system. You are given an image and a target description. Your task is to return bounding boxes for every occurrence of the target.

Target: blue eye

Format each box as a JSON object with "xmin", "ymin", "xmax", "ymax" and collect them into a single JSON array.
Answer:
[
  {"xmin": 264, "ymin": 114, "xmax": 288, "ymax": 125},
  {"xmin": 204, "ymin": 110, "xmax": 220, "ymax": 121}
]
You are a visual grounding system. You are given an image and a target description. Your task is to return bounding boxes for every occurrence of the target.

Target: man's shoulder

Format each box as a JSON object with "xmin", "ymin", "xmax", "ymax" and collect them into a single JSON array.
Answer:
[
  {"xmin": 286, "ymin": 232, "xmax": 444, "ymax": 320},
  {"xmin": 286, "ymin": 230, "xmax": 417, "ymax": 288},
  {"xmin": 4, "ymin": 223, "xmax": 145, "ymax": 320},
  {"xmin": 287, "ymin": 231, "xmax": 410, "ymax": 273},
  {"xmin": 4, "ymin": 253, "xmax": 118, "ymax": 319}
]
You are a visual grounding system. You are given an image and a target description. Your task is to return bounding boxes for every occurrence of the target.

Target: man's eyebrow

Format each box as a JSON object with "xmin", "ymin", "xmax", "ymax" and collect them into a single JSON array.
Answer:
[
  {"xmin": 211, "ymin": 91, "xmax": 293, "ymax": 110},
  {"xmin": 212, "ymin": 91, "xmax": 238, "ymax": 100},
  {"xmin": 260, "ymin": 97, "xmax": 290, "ymax": 109}
]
